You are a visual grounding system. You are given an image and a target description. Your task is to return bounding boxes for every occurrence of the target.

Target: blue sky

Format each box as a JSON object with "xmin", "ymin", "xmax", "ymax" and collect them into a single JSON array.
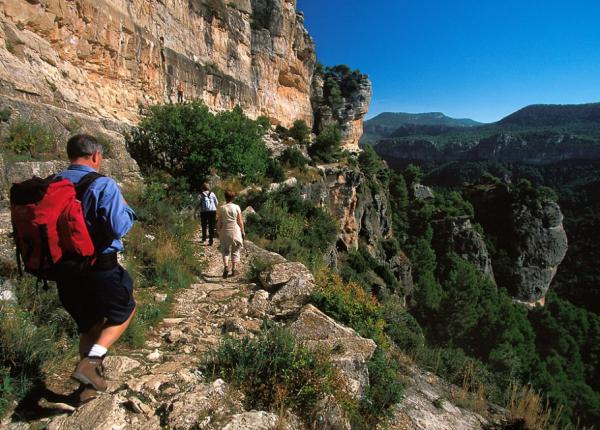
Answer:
[{"xmin": 297, "ymin": 0, "xmax": 600, "ymax": 123}]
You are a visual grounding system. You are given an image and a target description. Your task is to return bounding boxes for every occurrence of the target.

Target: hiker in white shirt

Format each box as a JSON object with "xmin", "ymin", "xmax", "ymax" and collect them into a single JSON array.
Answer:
[{"xmin": 217, "ymin": 190, "xmax": 245, "ymax": 278}]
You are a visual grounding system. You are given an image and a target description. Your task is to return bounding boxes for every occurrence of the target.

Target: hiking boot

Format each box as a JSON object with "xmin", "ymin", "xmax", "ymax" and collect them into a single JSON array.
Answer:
[
  {"xmin": 231, "ymin": 269, "xmax": 239, "ymax": 277},
  {"xmin": 222, "ymin": 268, "xmax": 228, "ymax": 279},
  {"xmin": 78, "ymin": 386, "xmax": 99, "ymax": 404},
  {"xmin": 71, "ymin": 356, "xmax": 107, "ymax": 392},
  {"xmin": 208, "ymin": 240, "xmax": 213, "ymax": 246}
]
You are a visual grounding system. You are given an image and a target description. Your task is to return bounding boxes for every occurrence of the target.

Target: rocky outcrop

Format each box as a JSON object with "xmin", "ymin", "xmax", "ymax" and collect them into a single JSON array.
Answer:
[
  {"xmin": 389, "ymin": 364, "xmax": 499, "ymax": 430},
  {"xmin": 311, "ymin": 70, "xmax": 372, "ymax": 151},
  {"xmin": 289, "ymin": 304, "xmax": 377, "ymax": 398},
  {"xmin": 0, "ymin": 0, "xmax": 316, "ymax": 128},
  {"xmin": 302, "ymin": 164, "xmax": 391, "ymax": 252},
  {"xmin": 433, "ymin": 216, "xmax": 496, "ymax": 283},
  {"xmin": 509, "ymin": 201, "xmax": 568, "ymax": 305},
  {"xmin": 467, "ymin": 184, "xmax": 569, "ymax": 305},
  {"xmin": 255, "ymin": 260, "xmax": 316, "ymax": 316}
]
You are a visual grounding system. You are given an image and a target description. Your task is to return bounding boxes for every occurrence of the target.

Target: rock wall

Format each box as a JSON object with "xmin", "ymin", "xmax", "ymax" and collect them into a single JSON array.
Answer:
[{"xmin": 0, "ymin": 0, "xmax": 316, "ymax": 127}]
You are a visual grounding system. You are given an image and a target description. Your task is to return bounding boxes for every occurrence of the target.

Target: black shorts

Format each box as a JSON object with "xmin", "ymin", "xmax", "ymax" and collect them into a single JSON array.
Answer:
[{"xmin": 57, "ymin": 265, "xmax": 136, "ymax": 333}]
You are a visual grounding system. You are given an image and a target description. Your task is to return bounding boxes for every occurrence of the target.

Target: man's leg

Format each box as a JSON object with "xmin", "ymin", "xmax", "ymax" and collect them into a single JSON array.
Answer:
[
  {"xmin": 201, "ymin": 212, "xmax": 208, "ymax": 242},
  {"xmin": 95, "ymin": 306, "xmax": 136, "ymax": 349},
  {"xmin": 208, "ymin": 211, "xmax": 216, "ymax": 245},
  {"xmin": 79, "ymin": 321, "xmax": 104, "ymax": 358}
]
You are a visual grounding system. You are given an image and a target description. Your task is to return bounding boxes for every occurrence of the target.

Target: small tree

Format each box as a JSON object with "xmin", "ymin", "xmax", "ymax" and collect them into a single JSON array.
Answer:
[
  {"xmin": 289, "ymin": 120, "xmax": 311, "ymax": 144},
  {"xmin": 358, "ymin": 144, "xmax": 383, "ymax": 176},
  {"xmin": 309, "ymin": 125, "xmax": 342, "ymax": 163},
  {"xmin": 127, "ymin": 102, "xmax": 269, "ymax": 187}
]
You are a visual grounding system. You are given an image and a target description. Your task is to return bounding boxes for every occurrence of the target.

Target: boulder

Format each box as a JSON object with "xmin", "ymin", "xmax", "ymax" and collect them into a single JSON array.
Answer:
[
  {"xmin": 102, "ymin": 356, "xmax": 141, "ymax": 381},
  {"xmin": 413, "ymin": 183, "xmax": 435, "ymax": 200},
  {"xmin": 259, "ymin": 262, "xmax": 316, "ymax": 316},
  {"xmin": 268, "ymin": 177, "xmax": 298, "ymax": 193},
  {"xmin": 389, "ymin": 367, "xmax": 492, "ymax": 430},
  {"xmin": 222, "ymin": 411, "xmax": 279, "ymax": 430},
  {"xmin": 0, "ymin": 278, "xmax": 16, "ymax": 303},
  {"xmin": 166, "ymin": 379, "xmax": 241, "ymax": 430},
  {"xmin": 48, "ymin": 393, "xmax": 160, "ymax": 430},
  {"xmin": 249, "ymin": 289, "xmax": 271, "ymax": 318},
  {"xmin": 289, "ymin": 304, "xmax": 377, "ymax": 398}
]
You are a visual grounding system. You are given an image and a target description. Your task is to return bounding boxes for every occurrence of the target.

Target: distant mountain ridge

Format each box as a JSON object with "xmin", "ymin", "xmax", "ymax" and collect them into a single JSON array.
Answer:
[
  {"xmin": 361, "ymin": 111, "xmax": 482, "ymax": 145},
  {"xmin": 367, "ymin": 112, "xmax": 482, "ymax": 127},
  {"xmin": 499, "ymin": 103, "xmax": 600, "ymax": 127},
  {"xmin": 370, "ymin": 102, "xmax": 600, "ymax": 166}
]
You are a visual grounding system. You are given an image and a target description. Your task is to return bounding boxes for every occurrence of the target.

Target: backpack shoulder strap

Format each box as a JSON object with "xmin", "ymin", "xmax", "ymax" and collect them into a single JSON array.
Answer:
[{"xmin": 75, "ymin": 172, "xmax": 105, "ymax": 201}]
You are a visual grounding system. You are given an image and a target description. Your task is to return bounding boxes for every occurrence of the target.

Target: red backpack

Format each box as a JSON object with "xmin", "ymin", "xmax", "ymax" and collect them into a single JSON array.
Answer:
[{"xmin": 10, "ymin": 172, "xmax": 102, "ymax": 281}]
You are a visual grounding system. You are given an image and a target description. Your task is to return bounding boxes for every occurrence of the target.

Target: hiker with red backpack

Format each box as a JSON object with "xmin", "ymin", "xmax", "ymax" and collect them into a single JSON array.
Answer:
[{"xmin": 11, "ymin": 134, "xmax": 137, "ymax": 404}]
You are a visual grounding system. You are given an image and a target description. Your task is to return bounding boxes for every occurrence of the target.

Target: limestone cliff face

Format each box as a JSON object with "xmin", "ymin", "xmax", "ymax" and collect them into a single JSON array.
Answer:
[
  {"xmin": 0, "ymin": 0, "xmax": 316, "ymax": 127},
  {"xmin": 300, "ymin": 164, "xmax": 414, "ymax": 298}
]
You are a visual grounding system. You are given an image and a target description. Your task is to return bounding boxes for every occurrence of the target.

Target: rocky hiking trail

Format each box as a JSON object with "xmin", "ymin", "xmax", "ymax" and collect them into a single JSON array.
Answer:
[
  {"xmin": 2, "ymin": 235, "xmax": 503, "ymax": 430},
  {"xmin": 5, "ymin": 239, "xmax": 279, "ymax": 429}
]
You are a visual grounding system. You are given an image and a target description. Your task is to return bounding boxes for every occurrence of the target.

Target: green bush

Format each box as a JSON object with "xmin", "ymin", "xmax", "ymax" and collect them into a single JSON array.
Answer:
[
  {"xmin": 279, "ymin": 147, "xmax": 309, "ymax": 170},
  {"xmin": 358, "ymin": 348, "xmax": 404, "ymax": 426},
  {"xmin": 245, "ymin": 187, "xmax": 337, "ymax": 271},
  {"xmin": 204, "ymin": 325, "xmax": 344, "ymax": 419},
  {"xmin": 0, "ymin": 107, "xmax": 11, "ymax": 122},
  {"xmin": 0, "ymin": 307, "xmax": 62, "ymax": 415},
  {"xmin": 289, "ymin": 120, "xmax": 311, "ymax": 144},
  {"xmin": 358, "ymin": 144, "xmax": 384, "ymax": 176},
  {"xmin": 309, "ymin": 125, "xmax": 342, "ymax": 163},
  {"xmin": 2, "ymin": 119, "xmax": 55, "ymax": 158},
  {"xmin": 310, "ymin": 271, "xmax": 386, "ymax": 345},
  {"xmin": 127, "ymin": 103, "xmax": 269, "ymax": 187},
  {"xmin": 383, "ymin": 296, "xmax": 424, "ymax": 354},
  {"xmin": 265, "ymin": 157, "xmax": 285, "ymax": 182}
]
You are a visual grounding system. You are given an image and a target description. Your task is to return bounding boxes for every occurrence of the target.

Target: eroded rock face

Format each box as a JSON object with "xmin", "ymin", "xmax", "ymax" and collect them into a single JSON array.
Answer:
[
  {"xmin": 510, "ymin": 201, "xmax": 568, "ymax": 305},
  {"xmin": 312, "ymin": 71, "xmax": 372, "ymax": 151},
  {"xmin": 433, "ymin": 216, "xmax": 496, "ymax": 284},
  {"xmin": 289, "ymin": 304, "xmax": 377, "ymax": 398},
  {"xmin": 389, "ymin": 365, "xmax": 493, "ymax": 430},
  {"xmin": 0, "ymin": 0, "xmax": 315, "ymax": 128},
  {"xmin": 305, "ymin": 165, "xmax": 392, "ymax": 252}
]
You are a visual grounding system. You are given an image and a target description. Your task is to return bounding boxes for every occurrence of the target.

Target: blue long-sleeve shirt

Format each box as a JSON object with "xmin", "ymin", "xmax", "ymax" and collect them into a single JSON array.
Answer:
[{"xmin": 58, "ymin": 164, "xmax": 136, "ymax": 254}]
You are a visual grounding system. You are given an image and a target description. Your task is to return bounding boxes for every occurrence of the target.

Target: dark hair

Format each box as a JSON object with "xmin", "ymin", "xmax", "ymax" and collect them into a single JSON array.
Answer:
[
  {"xmin": 67, "ymin": 134, "xmax": 103, "ymax": 160},
  {"xmin": 225, "ymin": 190, "xmax": 236, "ymax": 202},
  {"xmin": 201, "ymin": 182, "xmax": 210, "ymax": 192}
]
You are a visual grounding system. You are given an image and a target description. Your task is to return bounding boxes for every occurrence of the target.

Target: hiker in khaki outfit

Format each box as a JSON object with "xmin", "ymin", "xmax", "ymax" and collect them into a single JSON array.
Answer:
[{"xmin": 217, "ymin": 190, "xmax": 245, "ymax": 278}]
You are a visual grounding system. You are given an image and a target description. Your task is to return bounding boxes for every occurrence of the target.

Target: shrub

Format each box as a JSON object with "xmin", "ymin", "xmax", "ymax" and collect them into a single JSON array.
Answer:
[
  {"xmin": 265, "ymin": 157, "xmax": 285, "ymax": 182},
  {"xmin": 245, "ymin": 187, "xmax": 337, "ymax": 271},
  {"xmin": 2, "ymin": 119, "xmax": 55, "ymax": 158},
  {"xmin": 127, "ymin": 103, "xmax": 269, "ymax": 187},
  {"xmin": 358, "ymin": 347, "xmax": 404, "ymax": 425},
  {"xmin": 0, "ymin": 307, "xmax": 61, "ymax": 415},
  {"xmin": 289, "ymin": 120, "xmax": 311, "ymax": 144},
  {"xmin": 358, "ymin": 144, "xmax": 383, "ymax": 176},
  {"xmin": 310, "ymin": 270, "xmax": 385, "ymax": 345},
  {"xmin": 309, "ymin": 125, "xmax": 342, "ymax": 163},
  {"xmin": 383, "ymin": 296, "xmax": 424, "ymax": 354},
  {"xmin": 279, "ymin": 147, "xmax": 308, "ymax": 170},
  {"xmin": 204, "ymin": 325, "xmax": 345, "ymax": 419},
  {"xmin": 0, "ymin": 107, "xmax": 12, "ymax": 122}
]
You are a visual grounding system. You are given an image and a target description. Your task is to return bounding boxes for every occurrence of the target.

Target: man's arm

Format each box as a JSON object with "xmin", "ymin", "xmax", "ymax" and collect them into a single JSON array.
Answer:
[{"xmin": 96, "ymin": 178, "xmax": 137, "ymax": 239}]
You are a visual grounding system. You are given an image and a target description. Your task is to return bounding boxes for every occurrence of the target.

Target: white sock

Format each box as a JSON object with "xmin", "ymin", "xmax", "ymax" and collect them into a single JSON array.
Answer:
[{"xmin": 88, "ymin": 344, "xmax": 108, "ymax": 358}]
